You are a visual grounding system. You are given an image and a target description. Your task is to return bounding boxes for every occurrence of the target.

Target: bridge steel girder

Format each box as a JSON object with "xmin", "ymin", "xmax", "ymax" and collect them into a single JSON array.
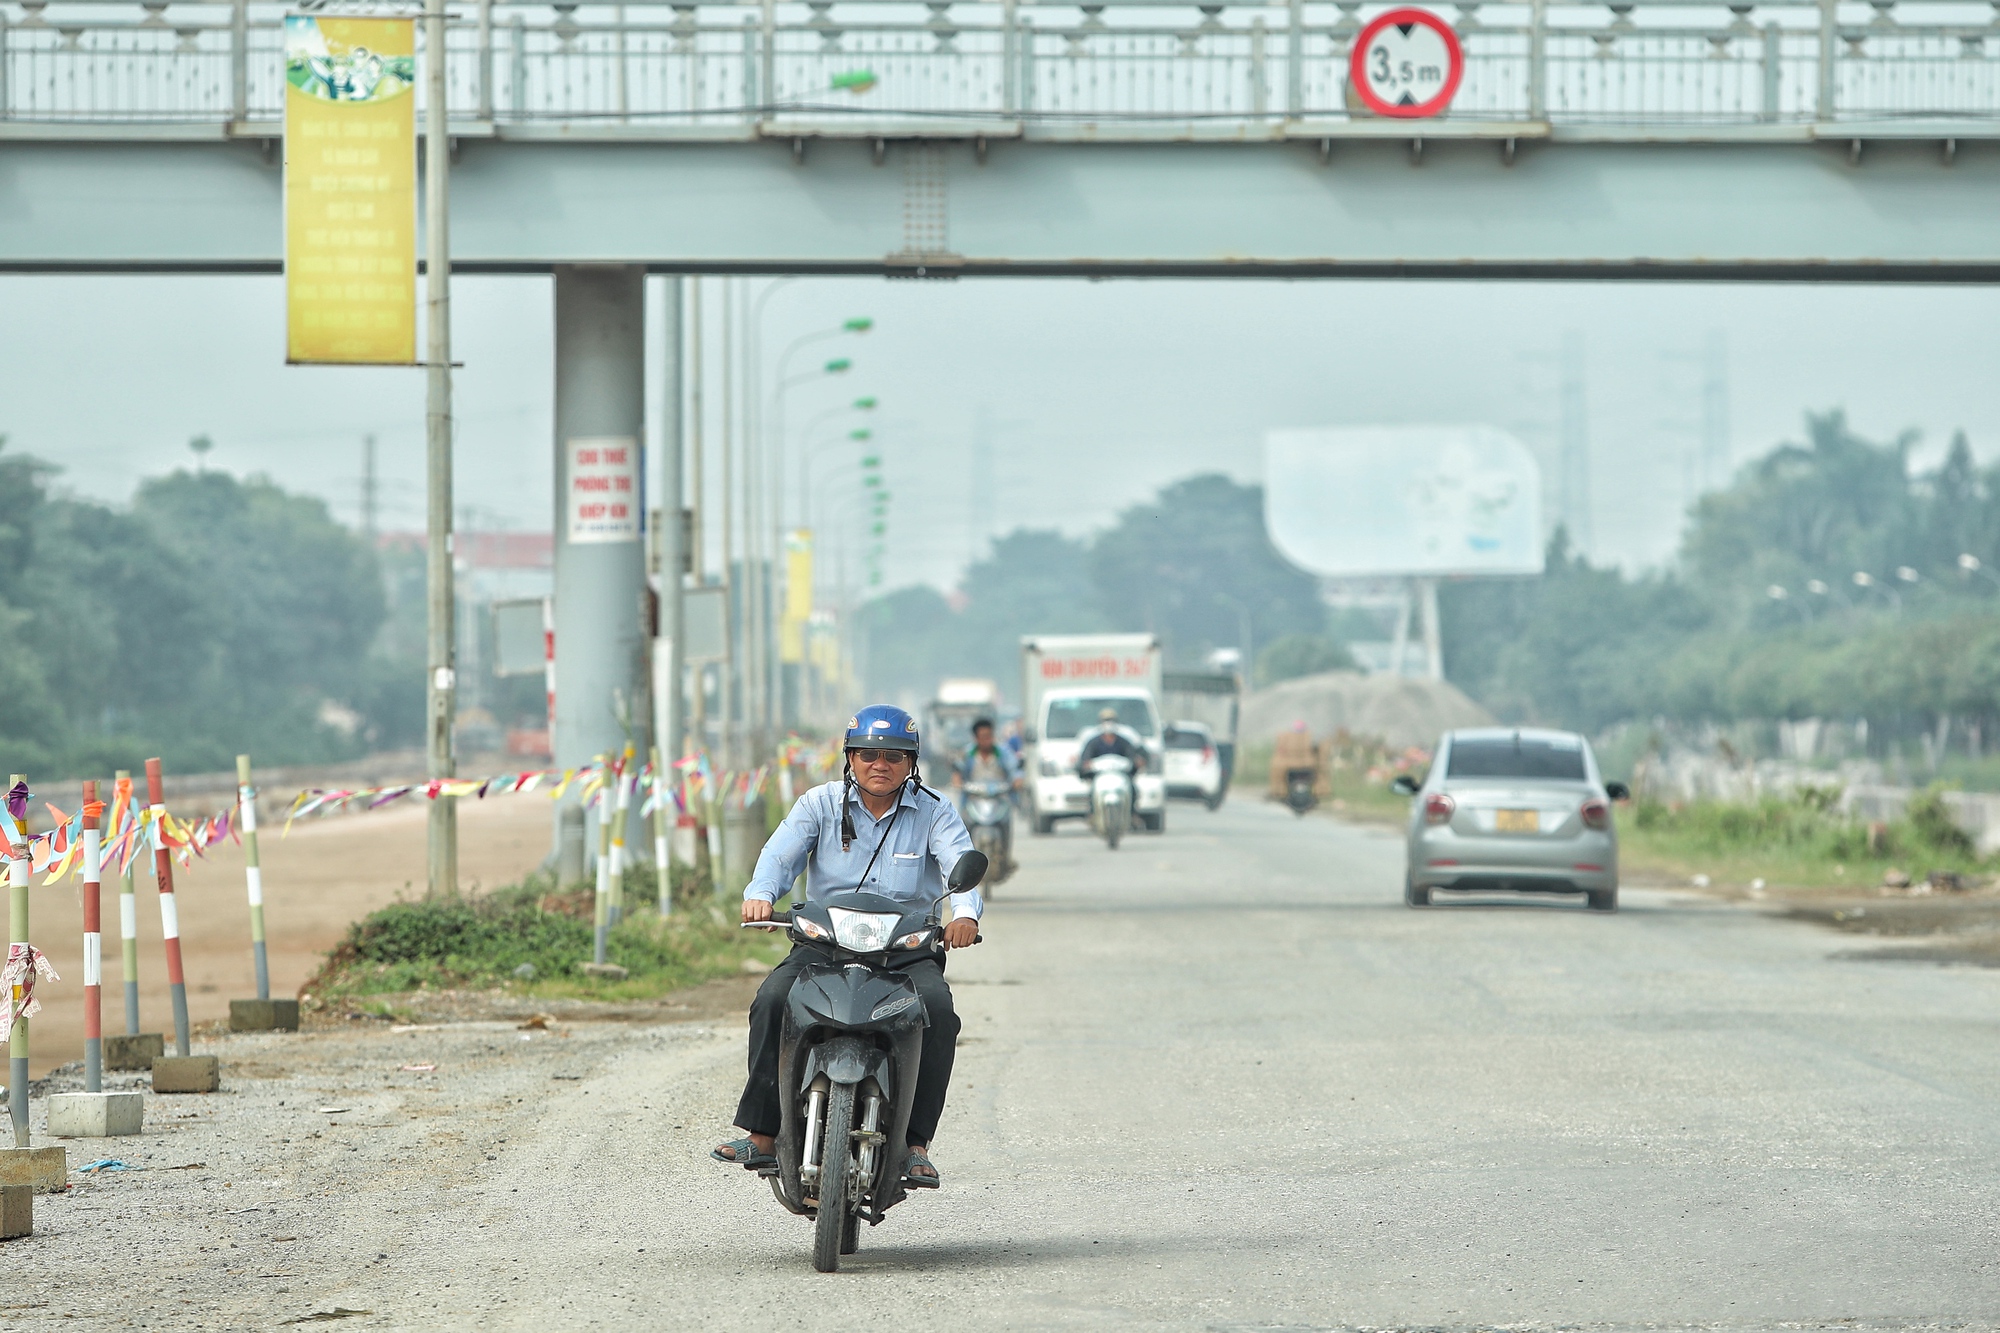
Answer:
[{"xmin": 5, "ymin": 136, "xmax": 2000, "ymax": 280}]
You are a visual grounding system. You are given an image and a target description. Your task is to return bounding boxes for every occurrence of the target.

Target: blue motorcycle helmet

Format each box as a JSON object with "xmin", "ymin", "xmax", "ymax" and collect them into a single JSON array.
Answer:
[
  {"xmin": 838, "ymin": 704, "xmax": 926, "ymax": 849},
  {"xmin": 844, "ymin": 704, "xmax": 921, "ymax": 754}
]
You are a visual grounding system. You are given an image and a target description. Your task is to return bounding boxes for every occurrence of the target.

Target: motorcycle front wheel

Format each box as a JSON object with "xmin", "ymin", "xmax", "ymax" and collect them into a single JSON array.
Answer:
[{"xmin": 813, "ymin": 1081, "xmax": 858, "ymax": 1272}]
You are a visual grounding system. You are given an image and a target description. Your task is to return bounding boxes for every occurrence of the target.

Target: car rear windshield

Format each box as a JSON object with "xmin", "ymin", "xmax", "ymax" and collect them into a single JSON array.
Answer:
[
  {"xmin": 1045, "ymin": 697, "xmax": 1156, "ymax": 740},
  {"xmin": 1445, "ymin": 736, "xmax": 1587, "ymax": 781},
  {"xmin": 1163, "ymin": 727, "xmax": 1209, "ymax": 751}
]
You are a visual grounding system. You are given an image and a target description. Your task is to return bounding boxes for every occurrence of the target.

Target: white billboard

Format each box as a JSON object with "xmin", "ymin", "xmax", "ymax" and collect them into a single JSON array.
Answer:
[{"xmin": 1264, "ymin": 426, "xmax": 1544, "ymax": 578}]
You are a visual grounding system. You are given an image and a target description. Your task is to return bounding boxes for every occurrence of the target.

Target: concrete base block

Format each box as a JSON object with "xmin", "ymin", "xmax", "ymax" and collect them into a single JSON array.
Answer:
[
  {"xmin": 229, "ymin": 999, "xmax": 300, "ymax": 1032},
  {"xmin": 46, "ymin": 1092, "xmax": 144, "ymax": 1138},
  {"xmin": 0, "ymin": 1185, "xmax": 29, "ymax": 1239},
  {"xmin": 150, "ymin": 1056, "xmax": 219, "ymax": 1094},
  {"xmin": 0, "ymin": 1147, "xmax": 67, "ymax": 1194},
  {"xmin": 580, "ymin": 962, "xmax": 629, "ymax": 981},
  {"xmin": 104, "ymin": 1033, "xmax": 165, "ymax": 1072}
]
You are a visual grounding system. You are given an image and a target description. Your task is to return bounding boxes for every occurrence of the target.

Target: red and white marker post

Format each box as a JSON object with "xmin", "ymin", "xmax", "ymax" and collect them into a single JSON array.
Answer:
[
  {"xmin": 81, "ymin": 782, "xmax": 103, "ymax": 1093},
  {"xmin": 144, "ymin": 759, "xmax": 192, "ymax": 1057}
]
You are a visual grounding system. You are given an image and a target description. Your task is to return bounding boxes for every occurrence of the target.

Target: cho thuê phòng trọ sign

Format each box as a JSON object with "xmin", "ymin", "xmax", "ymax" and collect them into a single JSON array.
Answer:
[{"xmin": 284, "ymin": 15, "xmax": 418, "ymax": 365}]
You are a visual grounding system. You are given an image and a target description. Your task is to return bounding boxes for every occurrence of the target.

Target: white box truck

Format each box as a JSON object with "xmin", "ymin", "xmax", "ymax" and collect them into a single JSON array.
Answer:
[{"xmin": 1020, "ymin": 633, "xmax": 1168, "ymax": 834}]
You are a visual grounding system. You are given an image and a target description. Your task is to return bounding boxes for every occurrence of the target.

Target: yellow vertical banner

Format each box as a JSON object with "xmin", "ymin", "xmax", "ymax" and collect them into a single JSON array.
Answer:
[
  {"xmin": 284, "ymin": 15, "xmax": 418, "ymax": 365},
  {"xmin": 781, "ymin": 529, "xmax": 814, "ymax": 665}
]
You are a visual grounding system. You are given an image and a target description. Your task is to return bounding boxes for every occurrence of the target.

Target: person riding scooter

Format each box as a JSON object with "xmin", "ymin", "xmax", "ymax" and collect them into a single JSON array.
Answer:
[
  {"xmin": 712, "ymin": 704, "xmax": 982, "ymax": 1190},
  {"xmin": 1076, "ymin": 707, "xmax": 1147, "ymax": 778},
  {"xmin": 952, "ymin": 717, "xmax": 1021, "ymax": 879}
]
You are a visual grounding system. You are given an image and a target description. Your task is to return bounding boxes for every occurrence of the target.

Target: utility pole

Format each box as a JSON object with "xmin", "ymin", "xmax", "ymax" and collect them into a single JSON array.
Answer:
[
  {"xmin": 362, "ymin": 433, "xmax": 378, "ymax": 544},
  {"xmin": 970, "ymin": 405, "xmax": 994, "ymax": 564},
  {"xmin": 688, "ymin": 279, "xmax": 707, "ymax": 753},
  {"xmin": 1558, "ymin": 330, "xmax": 1592, "ymax": 556},
  {"xmin": 1701, "ymin": 330, "xmax": 1730, "ymax": 493},
  {"xmin": 423, "ymin": 0, "xmax": 457, "ymax": 897}
]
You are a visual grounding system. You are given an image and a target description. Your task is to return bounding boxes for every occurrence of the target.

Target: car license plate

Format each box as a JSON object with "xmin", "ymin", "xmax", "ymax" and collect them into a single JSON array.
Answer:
[{"xmin": 1495, "ymin": 809, "xmax": 1539, "ymax": 833}]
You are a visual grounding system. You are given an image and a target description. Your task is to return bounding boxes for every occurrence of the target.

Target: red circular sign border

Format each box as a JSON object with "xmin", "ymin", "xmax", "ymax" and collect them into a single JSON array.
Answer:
[{"xmin": 1349, "ymin": 8, "xmax": 1466, "ymax": 120}]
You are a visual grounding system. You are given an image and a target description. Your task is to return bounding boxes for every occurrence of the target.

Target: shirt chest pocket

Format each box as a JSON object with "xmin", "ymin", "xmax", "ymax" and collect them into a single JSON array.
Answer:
[{"xmin": 872, "ymin": 850, "xmax": 924, "ymax": 891}]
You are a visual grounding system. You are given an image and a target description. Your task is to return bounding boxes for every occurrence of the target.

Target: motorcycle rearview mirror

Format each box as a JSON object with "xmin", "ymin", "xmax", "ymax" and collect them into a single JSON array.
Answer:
[
  {"xmin": 947, "ymin": 850, "xmax": 988, "ymax": 893},
  {"xmin": 1390, "ymin": 775, "xmax": 1420, "ymax": 796}
]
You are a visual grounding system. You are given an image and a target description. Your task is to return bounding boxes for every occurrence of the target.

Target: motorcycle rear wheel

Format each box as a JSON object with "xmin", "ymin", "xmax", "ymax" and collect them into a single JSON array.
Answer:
[{"xmin": 813, "ymin": 1081, "xmax": 857, "ymax": 1272}]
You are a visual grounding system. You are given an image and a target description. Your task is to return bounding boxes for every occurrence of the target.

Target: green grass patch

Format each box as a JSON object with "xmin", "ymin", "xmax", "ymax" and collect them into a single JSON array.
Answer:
[
  {"xmin": 304, "ymin": 861, "xmax": 784, "ymax": 1007},
  {"xmin": 1619, "ymin": 784, "xmax": 1987, "ymax": 891}
]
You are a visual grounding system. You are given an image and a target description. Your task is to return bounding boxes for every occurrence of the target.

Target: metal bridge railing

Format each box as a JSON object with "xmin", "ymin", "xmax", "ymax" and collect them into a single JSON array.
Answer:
[{"xmin": 4, "ymin": 0, "xmax": 2000, "ymax": 132}]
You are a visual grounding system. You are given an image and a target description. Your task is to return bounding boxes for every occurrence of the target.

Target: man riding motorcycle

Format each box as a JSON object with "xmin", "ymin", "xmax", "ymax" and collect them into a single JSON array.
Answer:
[
  {"xmin": 1076, "ymin": 706, "xmax": 1148, "ymax": 778},
  {"xmin": 952, "ymin": 717, "xmax": 1022, "ymax": 877},
  {"xmin": 713, "ymin": 704, "xmax": 982, "ymax": 1190}
]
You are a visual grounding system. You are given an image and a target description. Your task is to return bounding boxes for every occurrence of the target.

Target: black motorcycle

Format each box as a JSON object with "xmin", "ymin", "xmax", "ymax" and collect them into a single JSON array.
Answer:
[
  {"xmin": 740, "ymin": 851, "xmax": 987, "ymax": 1272},
  {"xmin": 1284, "ymin": 767, "xmax": 1318, "ymax": 816}
]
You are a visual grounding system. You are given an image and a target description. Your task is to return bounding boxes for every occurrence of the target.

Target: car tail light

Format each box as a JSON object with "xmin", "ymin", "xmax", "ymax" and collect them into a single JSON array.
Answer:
[
  {"xmin": 1202, "ymin": 746, "xmax": 1214, "ymax": 763},
  {"xmin": 1423, "ymin": 792, "xmax": 1455, "ymax": 825},
  {"xmin": 1580, "ymin": 797, "xmax": 1611, "ymax": 830}
]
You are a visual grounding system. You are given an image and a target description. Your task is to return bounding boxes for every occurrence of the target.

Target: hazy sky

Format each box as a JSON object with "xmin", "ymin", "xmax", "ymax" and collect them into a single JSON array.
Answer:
[{"xmin": 4, "ymin": 274, "xmax": 1997, "ymax": 593}]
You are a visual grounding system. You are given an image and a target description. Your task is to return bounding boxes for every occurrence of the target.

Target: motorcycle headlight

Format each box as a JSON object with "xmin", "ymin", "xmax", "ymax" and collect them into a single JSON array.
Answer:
[
  {"xmin": 827, "ymin": 908, "xmax": 902, "ymax": 952},
  {"xmin": 1040, "ymin": 757, "xmax": 1067, "ymax": 777}
]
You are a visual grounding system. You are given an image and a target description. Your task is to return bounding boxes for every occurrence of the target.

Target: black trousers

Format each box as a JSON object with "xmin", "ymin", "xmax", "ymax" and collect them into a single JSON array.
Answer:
[{"xmin": 735, "ymin": 947, "xmax": 960, "ymax": 1146}]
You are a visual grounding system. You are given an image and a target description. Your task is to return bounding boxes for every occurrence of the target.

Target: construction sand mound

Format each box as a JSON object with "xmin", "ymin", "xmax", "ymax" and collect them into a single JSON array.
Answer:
[{"xmin": 1241, "ymin": 671, "xmax": 1495, "ymax": 751}]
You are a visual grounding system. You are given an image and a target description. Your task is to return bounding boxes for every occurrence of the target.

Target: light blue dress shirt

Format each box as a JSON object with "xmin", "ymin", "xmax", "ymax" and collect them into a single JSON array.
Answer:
[{"xmin": 744, "ymin": 780, "xmax": 984, "ymax": 921}]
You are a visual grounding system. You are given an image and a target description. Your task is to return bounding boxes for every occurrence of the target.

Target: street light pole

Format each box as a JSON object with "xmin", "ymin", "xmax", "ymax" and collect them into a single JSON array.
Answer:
[{"xmin": 423, "ymin": 0, "xmax": 457, "ymax": 896}]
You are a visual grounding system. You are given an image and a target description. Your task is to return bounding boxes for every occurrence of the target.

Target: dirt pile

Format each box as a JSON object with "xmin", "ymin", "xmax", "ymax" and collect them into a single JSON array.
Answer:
[{"xmin": 1241, "ymin": 671, "xmax": 1493, "ymax": 750}]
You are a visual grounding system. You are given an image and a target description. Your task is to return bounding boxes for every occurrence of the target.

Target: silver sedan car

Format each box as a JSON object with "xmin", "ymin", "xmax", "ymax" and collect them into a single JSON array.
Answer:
[{"xmin": 1391, "ymin": 728, "xmax": 1629, "ymax": 912}]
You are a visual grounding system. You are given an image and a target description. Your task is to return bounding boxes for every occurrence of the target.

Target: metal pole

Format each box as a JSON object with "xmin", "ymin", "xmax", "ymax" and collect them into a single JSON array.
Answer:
[
  {"xmin": 594, "ymin": 763, "xmax": 613, "ymax": 964},
  {"xmin": 1285, "ymin": 0, "xmax": 1302, "ymax": 117},
  {"xmin": 609, "ymin": 742, "xmax": 634, "ymax": 925},
  {"xmin": 477, "ymin": 0, "xmax": 494, "ymax": 121},
  {"xmin": 654, "ymin": 274, "xmax": 685, "ymax": 913},
  {"xmin": 115, "ymin": 770, "xmax": 137, "ymax": 1034},
  {"xmin": 230, "ymin": 0, "xmax": 248, "ymax": 122},
  {"xmin": 1528, "ymin": 0, "xmax": 1547, "ymax": 120},
  {"xmin": 1816, "ymin": 0, "xmax": 1837, "ymax": 122},
  {"xmin": 721, "ymin": 279, "xmax": 738, "ymax": 767},
  {"xmin": 651, "ymin": 745, "xmax": 672, "ymax": 914},
  {"xmin": 144, "ymin": 759, "xmax": 191, "ymax": 1057},
  {"xmin": 6, "ymin": 773, "xmax": 28, "ymax": 1147},
  {"xmin": 425, "ymin": 0, "xmax": 459, "ymax": 898},
  {"xmin": 236, "ymin": 755, "xmax": 268, "ymax": 1001},
  {"xmin": 82, "ymin": 782, "xmax": 102, "ymax": 1094},
  {"xmin": 1417, "ymin": 577, "xmax": 1443, "ymax": 681}
]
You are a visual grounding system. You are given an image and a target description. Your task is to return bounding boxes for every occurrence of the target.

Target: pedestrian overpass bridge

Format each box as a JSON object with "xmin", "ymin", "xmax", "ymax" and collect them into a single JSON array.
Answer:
[{"xmin": 7, "ymin": 0, "xmax": 2000, "ymax": 278}]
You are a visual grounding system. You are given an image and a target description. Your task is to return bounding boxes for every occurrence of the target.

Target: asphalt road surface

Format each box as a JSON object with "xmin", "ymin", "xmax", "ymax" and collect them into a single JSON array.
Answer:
[{"xmin": 22, "ymin": 799, "xmax": 2000, "ymax": 1330}]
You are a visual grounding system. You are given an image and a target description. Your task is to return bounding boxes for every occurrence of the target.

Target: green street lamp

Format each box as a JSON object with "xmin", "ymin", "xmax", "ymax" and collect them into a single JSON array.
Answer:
[
  {"xmin": 853, "ymin": 397, "xmax": 878, "ymax": 410},
  {"xmin": 849, "ymin": 428, "xmax": 872, "ymax": 442},
  {"xmin": 824, "ymin": 357, "xmax": 851, "ymax": 374},
  {"xmin": 843, "ymin": 318, "xmax": 874, "ymax": 333}
]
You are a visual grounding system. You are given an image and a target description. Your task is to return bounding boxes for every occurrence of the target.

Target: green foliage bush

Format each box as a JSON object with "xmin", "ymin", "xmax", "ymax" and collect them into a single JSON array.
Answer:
[
  {"xmin": 1630, "ymin": 783, "xmax": 1985, "ymax": 870},
  {"xmin": 313, "ymin": 865, "xmax": 768, "ymax": 1000}
]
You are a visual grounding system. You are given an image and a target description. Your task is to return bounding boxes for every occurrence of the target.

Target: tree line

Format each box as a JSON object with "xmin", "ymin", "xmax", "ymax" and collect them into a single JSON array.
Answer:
[
  {"xmin": 856, "ymin": 474, "xmax": 1349, "ymax": 704},
  {"xmin": 1441, "ymin": 411, "xmax": 2000, "ymax": 756},
  {"xmin": 0, "ymin": 442, "xmax": 405, "ymax": 777}
]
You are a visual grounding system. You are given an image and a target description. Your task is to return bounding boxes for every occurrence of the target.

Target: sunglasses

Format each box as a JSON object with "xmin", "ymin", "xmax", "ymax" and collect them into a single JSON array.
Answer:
[{"xmin": 848, "ymin": 748, "xmax": 912, "ymax": 766}]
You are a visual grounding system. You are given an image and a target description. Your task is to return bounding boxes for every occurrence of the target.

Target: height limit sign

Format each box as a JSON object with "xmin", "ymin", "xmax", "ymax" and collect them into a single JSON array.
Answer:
[{"xmin": 1350, "ymin": 8, "xmax": 1464, "ymax": 119}]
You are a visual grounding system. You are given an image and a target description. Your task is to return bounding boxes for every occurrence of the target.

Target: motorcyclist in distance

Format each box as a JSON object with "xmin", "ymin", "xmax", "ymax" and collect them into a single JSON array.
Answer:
[
  {"xmin": 953, "ymin": 717, "xmax": 1022, "ymax": 790},
  {"xmin": 713, "ymin": 704, "xmax": 981, "ymax": 1190},
  {"xmin": 1076, "ymin": 706, "xmax": 1148, "ymax": 777},
  {"xmin": 953, "ymin": 717, "xmax": 1023, "ymax": 875}
]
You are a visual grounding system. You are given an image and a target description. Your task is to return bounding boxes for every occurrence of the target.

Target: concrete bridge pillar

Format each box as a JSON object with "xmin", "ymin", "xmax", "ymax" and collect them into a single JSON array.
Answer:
[{"xmin": 552, "ymin": 264, "xmax": 648, "ymax": 878}]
